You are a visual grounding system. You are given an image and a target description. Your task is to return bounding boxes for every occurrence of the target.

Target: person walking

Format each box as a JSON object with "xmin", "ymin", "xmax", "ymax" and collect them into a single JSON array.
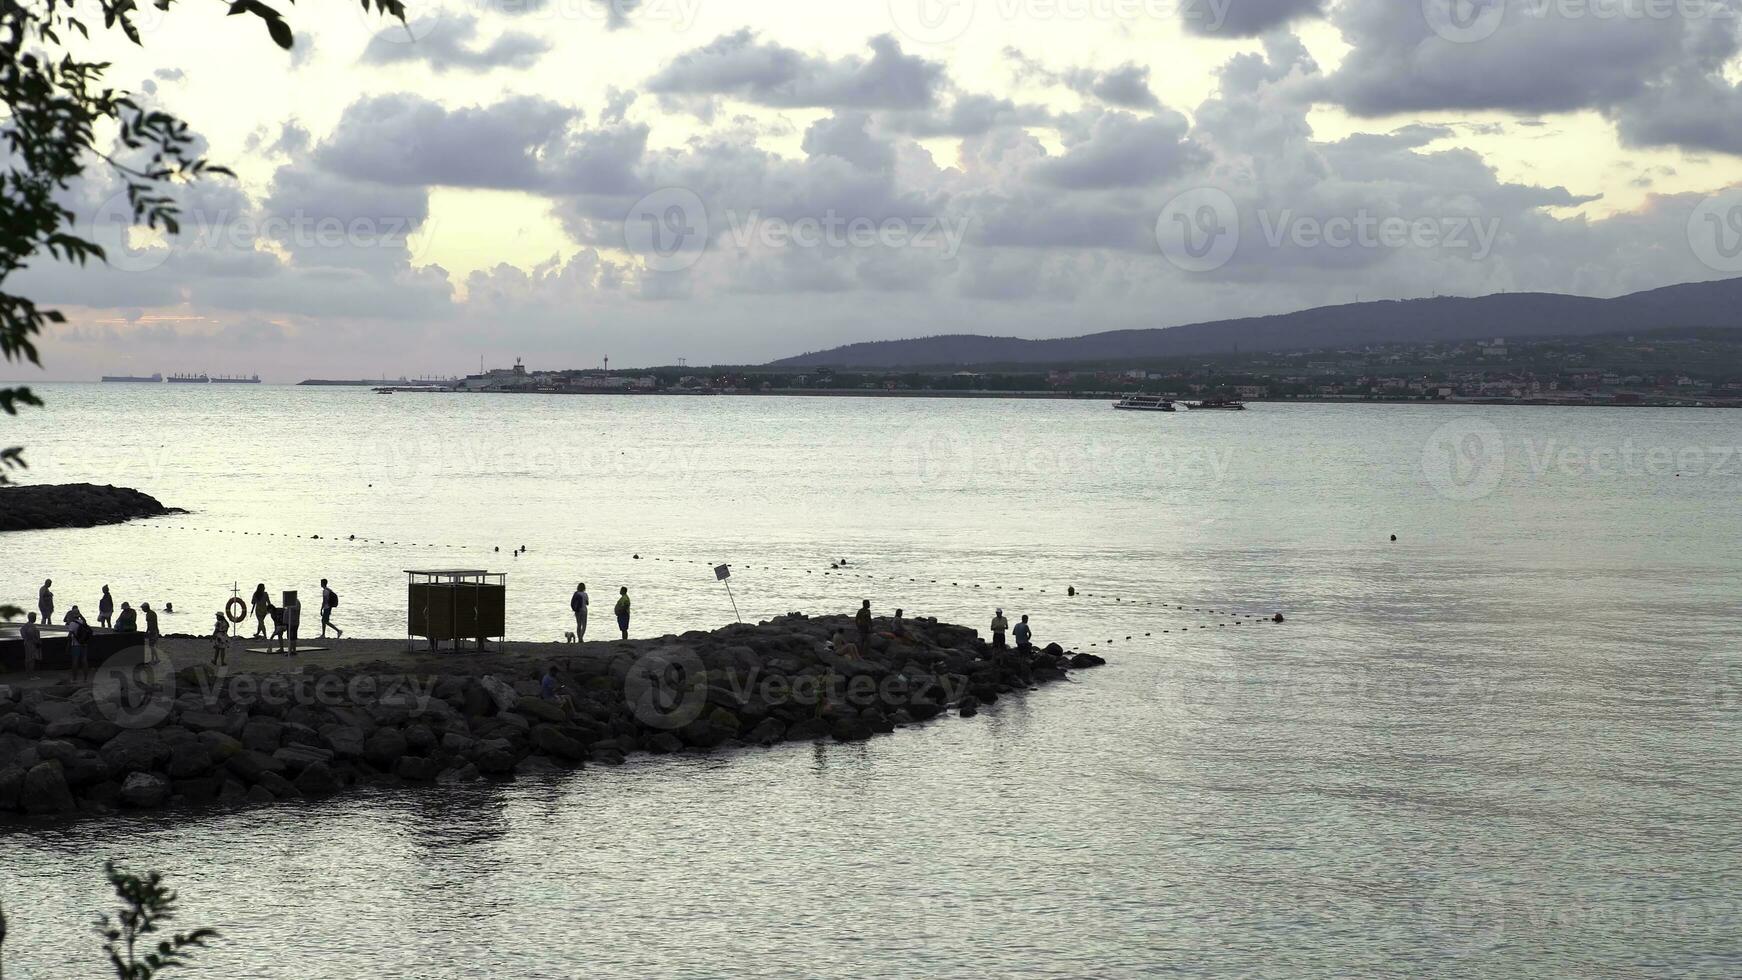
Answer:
[
  {"xmin": 98, "ymin": 585, "xmax": 114, "ymax": 629},
  {"xmin": 114, "ymin": 602, "xmax": 138, "ymax": 633},
  {"xmin": 38, "ymin": 579, "xmax": 53, "ymax": 623},
  {"xmin": 990, "ymin": 608, "xmax": 1009, "ymax": 649},
  {"xmin": 319, "ymin": 579, "xmax": 343, "ymax": 640},
  {"xmin": 855, "ymin": 599, "xmax": 873, "ymax": 652},
  {"xmin": 250, "ymin": 583, "xmax": 270, "ymax": 637},
  {"xmin": 20, "ymin": 612, "xmax": 41, "ymax": 677},
  {"xmin": 571, "ymin": 582, "xmax": 590, "ymax": 643},
  {"xmin": 614, "ymin": 587, "xmax": 631, "ymax": 640},
  {"xmin": 141, "ymin": 601, "xmax": 161, "ymax": 666},
  {"xmin": 266, "ymin": 603, "xmax": 289, "ymax": 654},
  {"xmin": 211, "ymin": 611, "xmax": 229, "ymax": 667}
]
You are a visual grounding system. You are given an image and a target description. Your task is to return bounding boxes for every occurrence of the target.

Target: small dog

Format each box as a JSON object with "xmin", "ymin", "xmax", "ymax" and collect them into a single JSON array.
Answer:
[{"xmin": 563, "ymin": 631, "xmax": 577, "ymax": 643}]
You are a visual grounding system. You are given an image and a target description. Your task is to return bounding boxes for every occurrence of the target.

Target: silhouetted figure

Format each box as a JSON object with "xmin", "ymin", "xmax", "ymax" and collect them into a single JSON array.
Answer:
[
  {"xmin": 990, "ymin": 608, "xmax": 1009, "ymax": 649},
  {"xmin": 141, "ymin": 602, "xmax": 161, "ymax": 665},
  {"xmin": 320, "ymin": 578, "xmax": 343, "ymax": 639},
  {"xmin": 571, "ymin": 582, "xmax": 589, "ymax": 643},
  {"xmin": 69, "ymin": 615, "xmax": 94, "ymax": 683},
  {"xmin": 211, "ymin": 612, "xmax": 229, "ymax": 667},
  {"xmin": 114, "ymin": 602, "xmax": 137, "ymax": 633},
  {"xmin": 98, "ymin": 585, "xmax": 114, "ymax": 629},
  {"xmin": 615, "ymin": 587, "xmax": 631, "ymax": 639},
  {"xmin": 855, "ymin": 599, "xmax": 873, "ymax": 651},
  {"xmin": 38, "ymin": 579, "xmax": 53, "ymax": 623},
  {"xmin": 19, "ymin": 613, "xmax": 41, "ymax": 676},
  {"xmin": 251, "ymin": 583, "xmax": 270, "ymax": 637},
  {"xmin": 1014, "ymin": 614, "xmax": 1033, "ymax": 653}
]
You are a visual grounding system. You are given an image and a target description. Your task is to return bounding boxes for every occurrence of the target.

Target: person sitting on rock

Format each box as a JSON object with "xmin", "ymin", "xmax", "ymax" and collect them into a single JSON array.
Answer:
[
  {"xmin": 540, "ymin": 665, "xmax": 575, "ymax": 713},
  {"xmin": 113, "ymin": 602, "xmax": 138, "ymax": 633}
]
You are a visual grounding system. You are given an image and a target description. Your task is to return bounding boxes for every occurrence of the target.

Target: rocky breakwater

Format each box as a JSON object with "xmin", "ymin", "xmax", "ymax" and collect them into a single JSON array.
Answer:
[
  {"xmin": 0, "ymin": 614, "xmax": 1105, "ymax": 816},
  {"xmin": 0, "ymin": 483, "xmax": 184, "ymax": 531}
]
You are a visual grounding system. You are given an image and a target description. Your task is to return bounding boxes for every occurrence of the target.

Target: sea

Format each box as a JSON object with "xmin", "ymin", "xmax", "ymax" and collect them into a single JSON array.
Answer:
[{"xmin": 1, "ymin": 383, "xmax": 1738, "ymax": 978}]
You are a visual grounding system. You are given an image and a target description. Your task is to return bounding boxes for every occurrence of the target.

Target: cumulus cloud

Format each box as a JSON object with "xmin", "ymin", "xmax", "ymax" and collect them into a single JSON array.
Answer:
[
  {"xmin": 362, "ymin": 15, "xmax": 552, "ymax": 74},
  {"xmin": 647, "ymin": 31, "xmax": 943, "ymax": 110}
]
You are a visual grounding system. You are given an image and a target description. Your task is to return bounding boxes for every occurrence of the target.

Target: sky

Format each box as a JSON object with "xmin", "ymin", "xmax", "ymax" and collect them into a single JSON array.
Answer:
[{"xmin": 10, "ymin": 0, "xmax": 1742, "ymax": 380}]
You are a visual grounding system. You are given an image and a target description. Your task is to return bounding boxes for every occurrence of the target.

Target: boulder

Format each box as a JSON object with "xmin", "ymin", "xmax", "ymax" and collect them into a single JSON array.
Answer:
[
  {"xmin": 478, "ymin": 676, "xmax": 519, "ymax": 714},
  {"xmin": 0, "ymin": 764, "xmax": 24, "ymax": 811},
  {"xmin": 319, "ymin": 725, "xmax": 367, "ymax": 759},
  {"xmin": 33, "ymin": 700, "xmax": 82, "ymax": 724},
  {"xmin": 241, "ymin": 717, "xmax": 285, "ymax": 753},
  {"xmin": 272, "ymin": 744, "xmax": 334, "ymax": 774},
  {"xmin": 645, "ymin": 733, "xmax": 683, "ymax": 754},
  {"xmin": 403, "ymin": 723, "xmax": 437, "ymax": 756},
  {"xmin": 472, "ymin": 749, "xmax": 518, "ymax": 774},
  {"xmin": 830, "ymin": 717, "xmax": 874, "ymax": 742},
  {"xmin": 1069, "ymin": 653, "xmax": 1106, "ymax": 668},
  {"xmin": 294, "ymin": 762, "xmax": 342, "ymax": 797},
  {"xmin": 364, "ymin": 728, "xmax": 408, "ymax": 769},
  {"xmin": 25, "ymin": 762, "xmax": 77, "ymax": 813},
  {"xmin": 78, "ymin": 719, "xmax": 123, "ymax": 745},
  {"xmin": 744, "ymin": 718, "xmax": 785, "ymax": 746},
  {"xmin": 197, "ymin": 730, "xmax": 244, "ymax": 760},
  {"xmin": 172, "ymin": 777, "xmax": 222, "ymax": 803},
  {"xmin": 44, "ymin": 718, "xmax": 86, "ymax": 740},
  {"xmin": 530, "ymin": 726, "xmax": 587, "ymax": 761},
  {"xmin": 517, "ymin": 697, "xmax": 568, "ymax": 724},
  {"xmin": 395, "ymin": 756, "xmax": 440, "ymax": 782},
  {"xmin": 255, "ymin": 771, "xmax": 301, "ymax": 799},
  {"xmin": 245, "ymin": 785, "xmax": 275, "ymax": 804},
  {"xmin": 100, "ymin": 730, "xmax": 169, "ymax": 773},
  {"xmin": 783, "ymin": 718, "xmax": 830, "ymax": 741},
  {"xmin": 35, "ymin": 739, "xmax": 79, "ymax": 764},
  {"xmin": 165, "ymin": 740, "xmax": 215, "ymax": 779},
  {"xmin": 179, "ymin": 710, "xmax": 233, "ymax": 734},
  {"xmin": 119, "ymin": 772, "xmax": 171, "ymax": 809},
  {"xmin": 436, "ymin": 763, "xmax": 481, "ymax": 784}
]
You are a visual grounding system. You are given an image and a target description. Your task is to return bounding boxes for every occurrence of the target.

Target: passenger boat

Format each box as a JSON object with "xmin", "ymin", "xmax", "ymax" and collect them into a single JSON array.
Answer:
[
  {"xmin": 1185, "ymin": 397, "xmax": 1247, "ymax": 410},
  {"xmin": 1113, "ymin": 393, "xmax": 1176, "ymax": 412}
]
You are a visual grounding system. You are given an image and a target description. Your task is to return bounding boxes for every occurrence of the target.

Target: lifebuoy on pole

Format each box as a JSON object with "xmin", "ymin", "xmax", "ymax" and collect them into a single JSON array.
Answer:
[{"xmin": 225, "ymin": 597, "xmax": 248, "ymax": 623}]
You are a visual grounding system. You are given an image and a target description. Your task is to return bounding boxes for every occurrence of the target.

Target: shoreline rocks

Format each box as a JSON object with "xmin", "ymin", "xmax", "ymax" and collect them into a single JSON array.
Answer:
[
  {"xmin": 0, "ymin": 483, "xmax": 184, "ymax": 532},
  {"xmin": 0, "ymin": 614, "xmax": 1104, "ymax": 818}
]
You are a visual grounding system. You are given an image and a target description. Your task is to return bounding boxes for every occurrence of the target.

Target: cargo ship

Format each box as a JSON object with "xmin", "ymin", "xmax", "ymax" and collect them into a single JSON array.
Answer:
[
  {"xmin": 101, "ymin": 373, "xmax": 162, "ymax": 383},
  {"xmin": 210, "ymin": 374, "xmax": 262, "ymax": 384}
]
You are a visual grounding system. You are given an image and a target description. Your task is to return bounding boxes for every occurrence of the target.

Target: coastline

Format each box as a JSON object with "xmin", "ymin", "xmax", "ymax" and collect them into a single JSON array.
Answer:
[
  {"xmin": 0, "ymin": 614, "xmax": 1104, "ymax": 818},
  {"xmin": 0, "ymin": 484, "xmax": 184, "ymax": 532}
]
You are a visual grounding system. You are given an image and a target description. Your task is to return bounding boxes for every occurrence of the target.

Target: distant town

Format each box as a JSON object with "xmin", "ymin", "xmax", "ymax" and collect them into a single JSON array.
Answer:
[{"xmin": 304, "ymin": 327, "xmax": 1742, "ymax": 408}]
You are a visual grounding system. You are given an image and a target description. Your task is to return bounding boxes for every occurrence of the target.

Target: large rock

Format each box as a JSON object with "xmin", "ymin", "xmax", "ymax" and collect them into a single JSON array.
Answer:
[
  {"xmin": 319, "ymin": 725, "xmax": 367, "ymax": 759},
  {"xmin": 165, "ymin": 740, "xmax": 215, "ymax": 779},
  {"xmin": 294, "ymin": 763, "xmax": 341, "ymax": 797},
  {"xmin": 830, "ymin": 717, "xmax": 874, "ymax": 742},
  {"xmin": 478, "ymin": 676, "xmax": 519, "ymax": 714},
  {"xmin": 241, "ymin": 717, "xmax": 285, "ymax": 753},
  {"xmin": 364, "ymin": 728, "xmax": 408, "ymax": 769},
  {"xmin": 0, "ymin": 483, "xmax": 180, "ymax": 532},
  {"xmin": 100, "ymin": 730, "xmax": 169, "ymax": 773},
  {"xmin": 403, "ymin": 723, "xmax": 437, "ymax": 756},
  {"xmin": 0, "ymin": 764, "xmax": 24, "ymax": 810},
  {"xmin": 23, "ymin": 761, "xmax": 76, "ymax": 814},
  {"xmin": 119, "ymin": 772, "xmax": 170, "ymax": 809},
  {"xmin": 32, "ymin": 700, "xmax": 82, "ymax": 724},
  {"xmin": 530, "ymin": 726, "xmax": 587, "ymax": 762},
  {"xmin": 272, "ymin": 744, "xmax": 334, "ymax": 774},
  {"xmin": 517, "ymin": 697, "xmax": 568, "ymax": 724},
  {"xmin": 395, "ymin": 756, "xmax": 440, "ymax": 781}
]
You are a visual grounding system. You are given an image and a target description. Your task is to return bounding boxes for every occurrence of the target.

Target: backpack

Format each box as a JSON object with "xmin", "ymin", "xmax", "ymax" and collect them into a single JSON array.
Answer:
[
  {"xmin": 327, "ymin": 591, "xmax": 339, "ymax": 608},
  {"xmin": 74, "ymin": 622, "xmax": 93, "ymax": 645}
]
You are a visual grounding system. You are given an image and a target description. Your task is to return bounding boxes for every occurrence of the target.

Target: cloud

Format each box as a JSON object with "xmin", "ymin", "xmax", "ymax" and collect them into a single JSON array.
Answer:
[
  {"xmin": 314, "ymin": 94, "xmax": 577, "ymax": 189},
  {"xmin": 1007, "ymin": 49, "xmax": 1161, "ymax": 110},
  {"xmin": 647, "ymin": 31, "xmax": 943, "ymax": 110},
  {"xmin": 1030, "ymin": 110, "xmax": 1206, "ymax": 189},
  {"xmin": 1184, "ymin": 0, "xmax": 1324, "ymax": 36},
  {"xmin": 362, "ymin": 15, "xmax": 552, "ymax": 74}
]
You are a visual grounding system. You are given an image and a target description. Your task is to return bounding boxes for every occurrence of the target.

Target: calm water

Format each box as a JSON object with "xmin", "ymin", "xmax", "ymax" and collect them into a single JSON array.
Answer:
[{"xmin": 2, "ymin": 384, "xmax": 1738, "ymax": 978}]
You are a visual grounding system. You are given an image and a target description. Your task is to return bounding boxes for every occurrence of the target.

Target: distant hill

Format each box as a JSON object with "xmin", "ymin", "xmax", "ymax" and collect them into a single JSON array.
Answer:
[{"xmin": 768, "ymin": 277, "xmax": 1742, "ymax": 368}]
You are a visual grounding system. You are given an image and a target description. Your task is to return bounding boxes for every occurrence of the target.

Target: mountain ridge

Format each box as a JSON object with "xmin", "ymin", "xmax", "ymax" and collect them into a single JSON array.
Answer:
[{"xmin": 767, "ymin": 277, "xmax": 1742, "ymax": 369}]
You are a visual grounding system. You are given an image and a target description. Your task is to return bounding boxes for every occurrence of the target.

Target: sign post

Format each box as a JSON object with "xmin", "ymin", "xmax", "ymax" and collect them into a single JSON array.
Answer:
[{"xmin": 714, "ymin": 564, "xmax": 741, "ymax": 623}]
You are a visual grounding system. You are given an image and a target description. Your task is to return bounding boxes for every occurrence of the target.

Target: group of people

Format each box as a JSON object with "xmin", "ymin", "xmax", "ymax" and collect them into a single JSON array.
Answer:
[
  {"xmin": 569, "ymin": 583, "xmax": 634, "ymax": 642},
  {"xmin": 829, "ymin": 602, "xmax": 1038, "ymax": 682},
  {"xmin": 239, "ymin": 580, "xmax": 343, "ymax": 660},
  {"xmin": 17, "ymin": 579, "xmax": 163, "ymax": 680}
]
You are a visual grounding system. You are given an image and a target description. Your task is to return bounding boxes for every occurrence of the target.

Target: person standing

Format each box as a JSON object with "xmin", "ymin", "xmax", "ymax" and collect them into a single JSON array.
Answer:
[
  {"xmin": 211, "ymin": 611, "xmax": 229, "ymax": 667},
  {"xmin": 251, "ymin": 583, "xmax": 270, "ymax": 638},
  {"xmin": 1013, "ymin": 614, "xmax": 1033, "ymax": 653},
  {"xmin": 98, "ymin": 585, "xmax": 114, "ymax": 629},
  {"xmin": 614, "ymin": 587, "xmax": 631, "ymax": 640},
  {"xmin": 855, "ymin": 599, "xmax": 873, "ymax": 652},
  {"xmin": 68, "ymin": 614, "xmax": 93, "ymax": 683},
  {"xmin": 990, "ymin": 608, "xmax": 1009, "ymax": 649},
  {"xmin": 20, "ymin": 612, "xmax": 41, "ymax": 676},
  {"xmin": 266, "ymin": 603, "xmax": 289, "ymax": 654},
  {"xmin": 141, "ymin": 601, "xmax": 161, "ymax": 666},
  {"xmin": 38, "ymin": 579, "xmax": 53, "ymax": 623},
  {"xmin": 319, "ymin": 579, "xmax": 343, "ymax": 640},
  {"xmin": 571, "ymin": 582, "xmax": 590, "ymax": 643}
]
